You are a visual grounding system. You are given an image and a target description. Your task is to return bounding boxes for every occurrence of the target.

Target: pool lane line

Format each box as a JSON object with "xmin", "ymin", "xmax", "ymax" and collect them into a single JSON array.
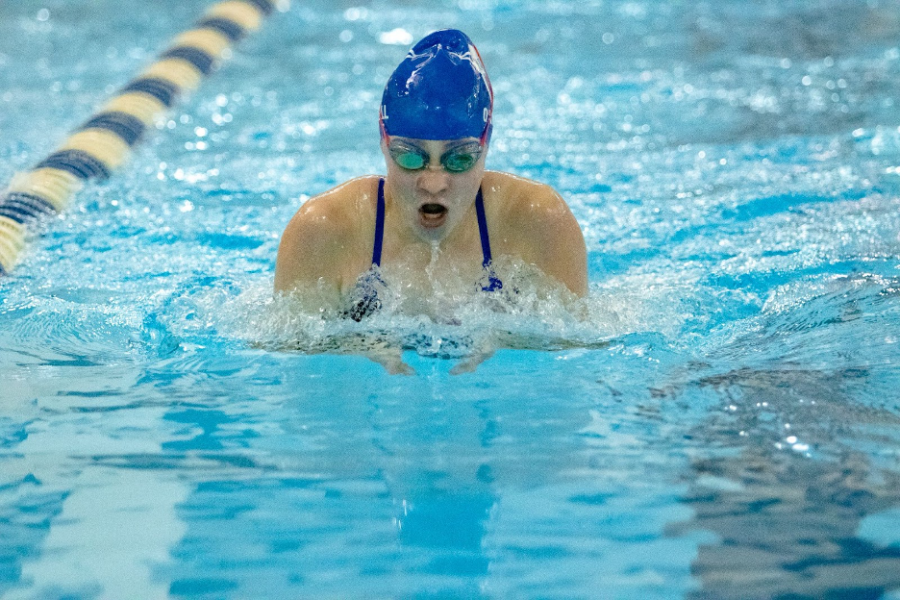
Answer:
[{"xmin": 0, "ymin": 0, "xmax": 287, "ymax": 276}]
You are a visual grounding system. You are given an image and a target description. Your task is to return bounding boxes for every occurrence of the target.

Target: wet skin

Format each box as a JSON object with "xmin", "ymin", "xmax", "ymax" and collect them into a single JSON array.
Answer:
[
  {"xmin": 274, "ymin": 139, "xmax": 588, "ymax": 372},
  {"xmin": 274, "ymin": 138, "xmax": 588, "ymax": 304},
  {"xmin": 380, "ymin": 137, "xmax": 487, "ymax": 245}
]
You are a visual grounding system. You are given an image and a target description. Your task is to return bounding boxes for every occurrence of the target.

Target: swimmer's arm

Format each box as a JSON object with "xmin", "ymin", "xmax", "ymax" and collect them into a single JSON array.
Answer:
[
  {"xmin": 517, "ymin": 186, "xmax": 588, "ymax": 297},
  {"xmin": 274, "ymin": 199, "xmax": 345, "ymax": 308}
]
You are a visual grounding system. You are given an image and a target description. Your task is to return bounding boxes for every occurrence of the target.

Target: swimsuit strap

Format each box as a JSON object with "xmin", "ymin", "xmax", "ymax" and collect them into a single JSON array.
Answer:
[
  {"xmin": 371, "ymin": 180, "xmax": 501, "ymax": 291},
  {"xmin": 372, "ymin": 178, "xmax": 386, "ymax": 266},
  {"xmin": 475, "ymin": 186, "xmax": 492, "ymax": 267},
  {"xmin": 475, "ymin": 186, "xmax": 503, "ymax": 292}
]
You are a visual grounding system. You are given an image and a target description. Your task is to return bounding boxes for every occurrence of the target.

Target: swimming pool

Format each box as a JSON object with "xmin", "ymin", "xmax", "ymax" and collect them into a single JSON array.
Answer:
[{"xmin": 3, "ymin": 0, "xmax": 900, "ymax": 597}]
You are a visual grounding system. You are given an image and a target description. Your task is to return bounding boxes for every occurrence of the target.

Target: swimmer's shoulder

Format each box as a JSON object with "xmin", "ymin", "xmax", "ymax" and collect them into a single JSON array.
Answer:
[
  {"xmin": 481, "ymin": 170, "xmax": 577, "ymax": 234},
  {"xmin": 292, "ymin": 176, "xmax": 380, "ymax": 231},
  {"xmin": 275, "ymin": 176, "xmax": 380, "ymax": 293},
  {"xmin": 482, "ymin": 170, "xmax": 588, "ymax": 295}
]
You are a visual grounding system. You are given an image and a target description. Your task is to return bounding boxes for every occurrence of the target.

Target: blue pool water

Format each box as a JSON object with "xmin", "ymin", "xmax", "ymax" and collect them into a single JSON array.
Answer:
[{"xmin": 3, "ymin": 0, "xmax": 900, "ymax": 597}]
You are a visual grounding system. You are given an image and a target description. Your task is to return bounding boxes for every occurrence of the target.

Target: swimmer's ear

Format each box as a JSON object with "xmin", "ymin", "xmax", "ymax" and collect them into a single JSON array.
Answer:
[
  {"xmin": 379, "ymin": 113, "xmax": 389, "ymax": 143},
  {"xmin": 480, "ymin": 122, "xmax": 492, "ymax": 147}
]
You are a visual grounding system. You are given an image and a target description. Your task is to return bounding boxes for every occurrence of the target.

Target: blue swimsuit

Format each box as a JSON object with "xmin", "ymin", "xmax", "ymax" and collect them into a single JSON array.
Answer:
[{"xmin": 346, "ymin": 178, "xmax": 502, "ymax": 321}]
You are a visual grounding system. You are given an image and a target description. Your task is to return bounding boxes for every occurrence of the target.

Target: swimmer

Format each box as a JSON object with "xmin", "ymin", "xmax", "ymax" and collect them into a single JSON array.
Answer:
[{"xmin": 275, "ymin": 29, "xmax": 587, "ymax": 369}]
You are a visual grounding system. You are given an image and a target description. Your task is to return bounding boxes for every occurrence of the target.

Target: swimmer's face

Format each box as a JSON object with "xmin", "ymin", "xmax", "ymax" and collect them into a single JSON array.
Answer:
[{"xmin": 381, "ymin": 136, "xmax": 487, "ymax": 243}]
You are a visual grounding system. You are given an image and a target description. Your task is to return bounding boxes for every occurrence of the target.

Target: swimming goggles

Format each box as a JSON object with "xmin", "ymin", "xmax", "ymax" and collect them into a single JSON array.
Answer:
[{"xmin": 388, "ymin": 141, "xmax": 483, "ymax": 173}]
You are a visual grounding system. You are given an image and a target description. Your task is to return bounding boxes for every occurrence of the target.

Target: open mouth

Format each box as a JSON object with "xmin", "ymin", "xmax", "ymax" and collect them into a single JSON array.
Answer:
[{"xmin": 419, "ymin": 203, "xmax": 448, "ymax": 228}]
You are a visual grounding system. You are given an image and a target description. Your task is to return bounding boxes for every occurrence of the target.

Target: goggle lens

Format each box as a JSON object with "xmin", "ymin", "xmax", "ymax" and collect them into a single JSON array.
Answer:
[
  {"xmin": 389, "ymin": 144, "xmax": 482, "ymax": 173},
  {"xmin": 392, "ymin": 150, "xmax": 427, "ymax": 170},
  {"xmin": 443, "ymin": 150, "xmax": 479, "ymax": 173}
]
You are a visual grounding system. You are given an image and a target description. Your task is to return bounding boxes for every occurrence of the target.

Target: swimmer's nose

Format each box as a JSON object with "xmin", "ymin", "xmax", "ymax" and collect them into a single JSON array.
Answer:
[{"xmin": 417, "ymin": 166, "xmax": 450, "ymax": 196}]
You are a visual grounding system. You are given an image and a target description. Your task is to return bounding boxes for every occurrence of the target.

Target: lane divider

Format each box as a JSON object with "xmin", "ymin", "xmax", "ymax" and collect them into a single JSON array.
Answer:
[{"xmin": 0, "ymin": 0, "xmax": 287, "ymax": 276}]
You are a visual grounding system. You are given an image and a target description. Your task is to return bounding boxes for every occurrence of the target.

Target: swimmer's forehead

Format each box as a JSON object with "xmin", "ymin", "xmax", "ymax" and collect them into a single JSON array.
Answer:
[{"xmin": 386, "ymin": 136, "xmax": 483, "ymax": 148}]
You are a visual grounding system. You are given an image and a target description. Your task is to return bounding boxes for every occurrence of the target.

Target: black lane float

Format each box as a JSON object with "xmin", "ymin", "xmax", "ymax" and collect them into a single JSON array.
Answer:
[{"xmin": 0, "ymin": 0, "xmax": 286, "ymax": 275}]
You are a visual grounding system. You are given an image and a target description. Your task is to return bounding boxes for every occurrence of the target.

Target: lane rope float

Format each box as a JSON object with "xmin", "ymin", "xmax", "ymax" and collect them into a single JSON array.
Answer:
[{"xmin": 0, "ymin": 0, "xmax": 288, "ymax": 276}]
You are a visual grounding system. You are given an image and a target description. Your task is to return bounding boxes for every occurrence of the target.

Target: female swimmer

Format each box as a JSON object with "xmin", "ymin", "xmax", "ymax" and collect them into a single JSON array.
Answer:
[{"xmin": 275, "ymin": 29, "xmax": 587, "ymax": 320}]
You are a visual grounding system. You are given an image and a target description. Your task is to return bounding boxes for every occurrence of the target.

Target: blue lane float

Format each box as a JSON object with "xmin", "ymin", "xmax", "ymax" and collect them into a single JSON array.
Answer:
[{"xmin": 0, "ymin": 0, "xmax": 287, "ymax": 275}]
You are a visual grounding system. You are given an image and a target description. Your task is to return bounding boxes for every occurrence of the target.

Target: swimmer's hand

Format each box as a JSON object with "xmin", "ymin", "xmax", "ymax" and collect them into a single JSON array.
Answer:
[
  {"xmin": 450, "ymin": 350, "xmax": 495, "ymax": 375},
  {"xmin": 365, "ymin": 347, "xmax": 415, "ymax": 375},
  {"xmin": 450, "ymin": 330, "xmax": 499, "ymax": 375}
]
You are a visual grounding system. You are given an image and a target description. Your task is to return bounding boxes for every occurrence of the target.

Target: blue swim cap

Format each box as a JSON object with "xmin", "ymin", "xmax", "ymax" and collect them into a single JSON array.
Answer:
[{"xmin": 380, "ymin": 29, "xmax": 493, "ymax": 142}]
